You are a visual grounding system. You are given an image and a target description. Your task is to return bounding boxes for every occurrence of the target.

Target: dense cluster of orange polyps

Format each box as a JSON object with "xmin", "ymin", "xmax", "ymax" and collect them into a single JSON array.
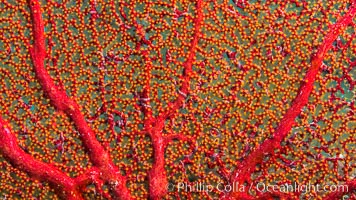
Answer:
[{"xmin": 0, "ymin": 0, "xmax": 355, "ymax": 199}]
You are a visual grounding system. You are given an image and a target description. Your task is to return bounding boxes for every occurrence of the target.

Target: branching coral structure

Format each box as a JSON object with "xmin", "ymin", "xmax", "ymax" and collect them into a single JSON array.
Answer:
[{"xmin": 0, "ymin": 0, "xmax": 355, "ymax": 199}]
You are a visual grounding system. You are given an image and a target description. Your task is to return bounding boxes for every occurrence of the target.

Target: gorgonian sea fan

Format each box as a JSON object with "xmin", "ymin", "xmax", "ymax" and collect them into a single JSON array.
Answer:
[{"xmin": 0, "ymin": 0, "xmax": 355, "ymax": 199}]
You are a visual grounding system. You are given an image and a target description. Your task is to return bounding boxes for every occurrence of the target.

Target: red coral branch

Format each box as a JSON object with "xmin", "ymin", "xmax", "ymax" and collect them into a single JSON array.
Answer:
[
  {"xmin": 324, "ymin": 179, "xmax": 356, "ymax": 200},
  {"xmin": 157, "ymin": 0, "xmax": 203, "ymax": 122},
  {"xmin": 2, "ymin": 0, "xmax": 353, "ymax": 199},
  {"xmin": 146, "ymin": 0, "xmax": 203, "ymax": 199},
  {"xmin": 27, "ymin": 0, "xmax": 132, "ymax": 199},
  {"xmin": 228, "ymin": 2, "xmax": 356, "ymax": 198},
  {"xmin": 0, "ymin": 118, "xmax": 82, "ymax": 200}
]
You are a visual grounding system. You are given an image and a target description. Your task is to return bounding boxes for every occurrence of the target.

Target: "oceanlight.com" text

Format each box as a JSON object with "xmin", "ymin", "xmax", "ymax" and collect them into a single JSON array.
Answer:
[{"xmin": 167, "ymin": 182, "xmax": 349, "ymax": 194}]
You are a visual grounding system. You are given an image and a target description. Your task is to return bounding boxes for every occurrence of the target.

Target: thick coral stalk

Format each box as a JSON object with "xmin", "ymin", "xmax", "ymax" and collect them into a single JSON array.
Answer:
[
  {"xmin": 27, "ymin": 0, "xmax": 132, "ymax": 199},
  {"xmin": 0, "ymin": 118, "xmax": 82, "ymax": 200},
  {"xmin": 147, "ymin": 122, "xmax": 167, "ymax": 200},
  {"xmin": 228, "ymin": 2, "xmax": 356, "ymax": 198}
]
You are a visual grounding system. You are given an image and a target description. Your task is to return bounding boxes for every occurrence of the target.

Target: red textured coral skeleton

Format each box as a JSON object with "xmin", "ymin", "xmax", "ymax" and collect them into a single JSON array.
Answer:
[{"xmin": 0, "ymin": 0, "xmax": 355, "ymax": 199}]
